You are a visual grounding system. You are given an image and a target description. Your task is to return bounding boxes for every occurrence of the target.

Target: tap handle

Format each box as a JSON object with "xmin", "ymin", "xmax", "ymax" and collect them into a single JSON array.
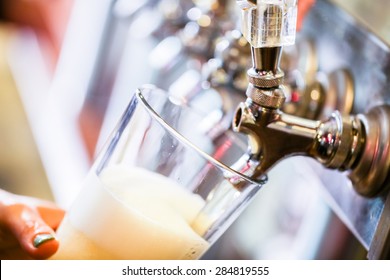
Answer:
[{"xmin": 236, "ymin": 0, "xmax": 298, "ymax": 48}]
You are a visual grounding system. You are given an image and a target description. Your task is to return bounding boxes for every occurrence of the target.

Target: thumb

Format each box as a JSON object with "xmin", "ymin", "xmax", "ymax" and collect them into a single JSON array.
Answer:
[{"xmin": 2, "ymin": 203, "xmax": 60, "ymax": 259}]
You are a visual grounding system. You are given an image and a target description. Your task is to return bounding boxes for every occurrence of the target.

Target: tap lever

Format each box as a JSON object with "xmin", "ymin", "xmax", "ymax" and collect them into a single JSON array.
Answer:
[{"xmin": 236, "ymin": 0, "xmax": 297, "ymax": 48}]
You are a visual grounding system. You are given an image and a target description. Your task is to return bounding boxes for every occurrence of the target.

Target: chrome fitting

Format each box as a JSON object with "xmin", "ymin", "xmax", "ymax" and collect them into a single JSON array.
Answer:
[
  {"xmin": 245, "ymin": 83, "xmax": 286, "ymax": 109},
  {"xmin": 247, "ymin": 68, "xmax": 284, "ymax": 89},
  {"xmin": 233, "ymin": 101, "xmax": 390, "ymax": 197}
]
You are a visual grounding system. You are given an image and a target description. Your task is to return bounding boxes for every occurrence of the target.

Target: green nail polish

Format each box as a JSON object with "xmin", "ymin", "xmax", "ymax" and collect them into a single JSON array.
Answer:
[{"xmin": 33, "ymin": 234, "xmax": 55, "ymax": 248}]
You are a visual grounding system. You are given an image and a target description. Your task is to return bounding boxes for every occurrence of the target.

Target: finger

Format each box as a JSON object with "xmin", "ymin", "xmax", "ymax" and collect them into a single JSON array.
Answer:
[
  {"xmin": 37, "ymin": 206, "xmax": 65, "ymax": 230},
  {"xmin": 12, "ymin": 193, "xmax": 65, "ymax": 229},
  {"xmin": 2, "ymin": 204, "xmax": 59, "ymax": 259}
]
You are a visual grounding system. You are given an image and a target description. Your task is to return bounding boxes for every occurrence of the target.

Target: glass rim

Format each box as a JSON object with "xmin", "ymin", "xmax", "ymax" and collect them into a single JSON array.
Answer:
[{"xmin": 135, "ymin": 86, "xmax": 265, "ymax": 186}]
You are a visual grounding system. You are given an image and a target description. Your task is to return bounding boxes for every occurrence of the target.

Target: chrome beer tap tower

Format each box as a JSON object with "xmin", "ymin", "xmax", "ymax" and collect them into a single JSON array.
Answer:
[{"xmin": 232, "ymin": 0, "xmax": 390, "ymax": 198}]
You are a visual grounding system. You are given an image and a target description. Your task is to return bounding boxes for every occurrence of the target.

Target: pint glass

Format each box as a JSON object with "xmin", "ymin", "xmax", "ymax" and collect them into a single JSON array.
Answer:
[{"xmin": 52, "ymin": 85, "xmax": 264, "ymax": 259}]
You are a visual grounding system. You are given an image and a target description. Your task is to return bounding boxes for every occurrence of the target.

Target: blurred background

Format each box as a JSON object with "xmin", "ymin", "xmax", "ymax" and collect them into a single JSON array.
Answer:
[{"xmin": 1, "ymin": 0, "xmax": 390, "ymax": 259}]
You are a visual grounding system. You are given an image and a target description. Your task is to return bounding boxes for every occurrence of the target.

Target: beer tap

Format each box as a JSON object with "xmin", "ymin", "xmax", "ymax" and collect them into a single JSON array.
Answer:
[
  {"xmin": 232, "ymin": 0, "xmax": 390, "ymax": 197},
  {"xmin": 149, "ymin": 0, "xmax": 238, "ymax": 89}
]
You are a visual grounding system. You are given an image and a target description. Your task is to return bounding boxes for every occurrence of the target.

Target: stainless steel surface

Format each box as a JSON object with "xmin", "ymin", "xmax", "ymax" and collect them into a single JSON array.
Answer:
[
  {"xmin": 330, "ymin": 0, "xmax": 390, "ymax": 45},
  {"xmin": 302, "ymin": 0, "xmax": 390, "ymax": 112},
  {"xmin": 368, "ymin": 193, "xmax": 390, "ymax": 259},
  {"xmin": 299, "ymin": 0, "xmax": 390, "ymax": 253}
]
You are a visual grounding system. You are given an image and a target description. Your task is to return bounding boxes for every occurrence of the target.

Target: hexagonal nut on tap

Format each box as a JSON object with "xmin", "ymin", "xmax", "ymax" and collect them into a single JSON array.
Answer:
[{"xmin": 245, "ymin": 83, "xmax": 286, "ymax": 109}]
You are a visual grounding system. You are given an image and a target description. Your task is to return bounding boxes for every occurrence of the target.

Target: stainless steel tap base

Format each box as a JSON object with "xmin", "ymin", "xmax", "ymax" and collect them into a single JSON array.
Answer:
[{"xmin": 349, "ymin": 106, "xmax": 390, "ymax": 197}]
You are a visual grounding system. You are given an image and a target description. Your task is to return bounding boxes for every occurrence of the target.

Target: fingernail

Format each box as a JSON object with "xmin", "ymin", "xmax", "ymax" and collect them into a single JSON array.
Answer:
[{"xmin": 33, "ymin": 233, "xmax": 55, "ymax": 248}]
